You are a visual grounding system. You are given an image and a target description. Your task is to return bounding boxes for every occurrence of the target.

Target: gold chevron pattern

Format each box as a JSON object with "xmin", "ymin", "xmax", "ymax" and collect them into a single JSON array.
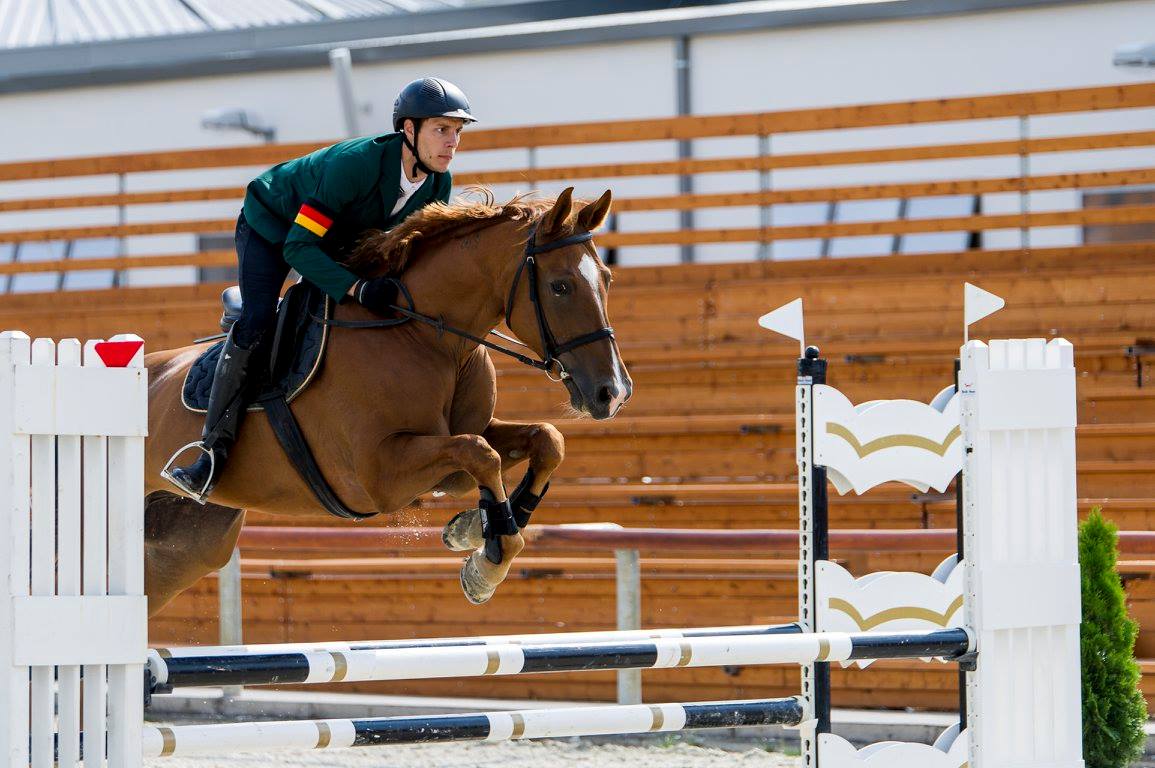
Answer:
[
  {"xmin": 827, "ymin": 595, "xmax": 965, "ymax": 631},
  {"xmin": 826, "ymin": 423, "xmax": 962, "ymax": 458}
]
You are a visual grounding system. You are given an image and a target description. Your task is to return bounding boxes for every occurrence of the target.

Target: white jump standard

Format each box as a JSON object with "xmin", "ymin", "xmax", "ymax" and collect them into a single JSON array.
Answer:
[
  {"xmin": 757, "ymin": 288, "xmax": 1083, "ymax": 767},
  {"xmin": 0, "ymin": 333, "xmax": 148, "ymax": 768}
]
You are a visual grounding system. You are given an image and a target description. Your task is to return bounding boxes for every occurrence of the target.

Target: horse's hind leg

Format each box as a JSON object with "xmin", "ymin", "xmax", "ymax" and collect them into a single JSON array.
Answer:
[
  {"xmin": 371, "ymin": 434, "xmax": 524, "ymax": 604},
  {"xmin": 443, "ymin": 419, "xmax": 564, "ymax": 552},
  {"xmin": 144, "ymin": 491, "xmax": 245, "ymax": 618}
]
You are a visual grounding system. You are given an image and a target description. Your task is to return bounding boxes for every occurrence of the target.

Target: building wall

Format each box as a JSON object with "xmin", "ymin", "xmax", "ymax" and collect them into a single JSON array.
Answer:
[{"xmin": 0, "ymin": 0, "xmax": 1151, "ymax": 285}]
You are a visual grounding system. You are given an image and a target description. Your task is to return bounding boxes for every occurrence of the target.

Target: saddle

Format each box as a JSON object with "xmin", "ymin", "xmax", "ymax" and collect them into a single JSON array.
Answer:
[
  {"xmin": 182, "ymin": 283, "xmax": 329, "ymax": 413},
  {"xmin": 181, "ymin": 283, "xmax": 376, "ymax": 520}
]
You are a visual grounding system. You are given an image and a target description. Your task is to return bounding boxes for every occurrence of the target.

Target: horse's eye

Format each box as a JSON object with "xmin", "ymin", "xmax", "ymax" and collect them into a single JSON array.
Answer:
[{"xmin": 550, "ymin": 280, "xmax": 571, "ymax": 296}]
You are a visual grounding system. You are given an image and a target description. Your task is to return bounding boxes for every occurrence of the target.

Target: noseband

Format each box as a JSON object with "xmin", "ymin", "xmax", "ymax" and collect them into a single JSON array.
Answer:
[{"xmin": 318, "ymin": 222, "xmax": 615, "ymax": 379}]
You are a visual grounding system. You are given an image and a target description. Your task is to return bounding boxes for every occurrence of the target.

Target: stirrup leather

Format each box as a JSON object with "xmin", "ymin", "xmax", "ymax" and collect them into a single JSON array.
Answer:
[{"xmin": 160, "ymin": 442, "xmax": 217, "ymax": 505}]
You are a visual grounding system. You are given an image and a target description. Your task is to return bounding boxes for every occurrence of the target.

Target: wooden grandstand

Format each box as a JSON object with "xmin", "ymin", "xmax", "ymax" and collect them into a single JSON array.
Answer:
[{"xmin": 1, "ymin": 82, "xmax": 1153, "ymax": 709}]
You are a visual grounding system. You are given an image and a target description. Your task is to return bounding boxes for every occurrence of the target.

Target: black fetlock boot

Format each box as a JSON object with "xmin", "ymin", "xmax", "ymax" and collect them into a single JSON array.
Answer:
[
  {"xmin": 161, "ymin": 330, "xmax": 259, "ymax": 503},
  {"xmin": 509, "ymin": 467, "xmax": 550, "ymax": 529}
]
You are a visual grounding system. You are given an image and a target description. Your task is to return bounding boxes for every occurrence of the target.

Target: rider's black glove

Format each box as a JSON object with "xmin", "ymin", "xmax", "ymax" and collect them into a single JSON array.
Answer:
[{"xmin": 351, "ymin": 277, "xmax": 399, "ymax": 315}]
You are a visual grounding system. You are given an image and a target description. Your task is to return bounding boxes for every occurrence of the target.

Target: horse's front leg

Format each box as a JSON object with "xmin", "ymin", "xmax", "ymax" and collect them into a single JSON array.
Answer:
[
  {"xmin": 442, "ymin": 419, "xmax": 564, "ymax": 552},
  {"xmin": 373, "ymin": 433, "xmax": 524, "ymax": 605}
]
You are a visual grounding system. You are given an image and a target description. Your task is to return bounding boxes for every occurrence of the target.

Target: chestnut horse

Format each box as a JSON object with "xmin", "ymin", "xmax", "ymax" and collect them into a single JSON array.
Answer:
[{"xmin": 142, "ymin": 188, "xmax": 631, "ymax": 615}]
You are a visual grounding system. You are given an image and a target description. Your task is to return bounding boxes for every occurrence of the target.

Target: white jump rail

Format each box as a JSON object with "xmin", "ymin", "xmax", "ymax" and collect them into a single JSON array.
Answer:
[{"xmin": 147, "ymin": 628, "xmax": 970, "ymax": 689}]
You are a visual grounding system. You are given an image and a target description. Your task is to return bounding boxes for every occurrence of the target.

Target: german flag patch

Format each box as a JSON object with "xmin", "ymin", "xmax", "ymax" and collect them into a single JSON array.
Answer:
[{"xmin": 294, "ymin": 200, "xmax": 334, "ymax": 238}]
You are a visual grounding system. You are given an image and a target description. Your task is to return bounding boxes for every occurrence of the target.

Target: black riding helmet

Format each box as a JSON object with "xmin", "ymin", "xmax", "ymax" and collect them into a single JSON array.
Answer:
[
  {"xmin": 393, "ymin": 77, "xmax": 476, "ymax": 176},
  {"xmin": 393, "ymin": 77, "xmax": 476, "ymax": 131}
]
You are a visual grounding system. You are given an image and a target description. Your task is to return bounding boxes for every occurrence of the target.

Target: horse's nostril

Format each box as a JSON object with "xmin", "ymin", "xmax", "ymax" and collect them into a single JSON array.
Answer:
[{"xmin": 596, "ymin": 385, "xmax": 615, "ymax": 406}]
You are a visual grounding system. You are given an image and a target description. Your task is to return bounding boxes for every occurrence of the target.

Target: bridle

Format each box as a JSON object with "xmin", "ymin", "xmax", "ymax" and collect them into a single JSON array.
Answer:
[
  {"xmin": 319, "ymin": 222, "xmax": 616, "ymax": 380},
  {"xmin": 504, "ymin": 222, "xmax": 615, "ymax": 380}
]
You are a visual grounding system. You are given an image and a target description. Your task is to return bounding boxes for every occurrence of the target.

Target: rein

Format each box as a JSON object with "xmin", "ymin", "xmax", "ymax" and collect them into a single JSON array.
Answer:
[{"xmin": 316, "ymin": 222, "xmax": 615, "ymax": 378}]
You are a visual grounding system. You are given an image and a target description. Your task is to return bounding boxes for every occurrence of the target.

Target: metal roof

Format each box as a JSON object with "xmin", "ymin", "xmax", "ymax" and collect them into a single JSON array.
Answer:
[
  {"xmin": 0, "ymin": 0, "xmax": 514, "ymax": 48},
  {"xmin": 0, "ymin": 0, "xmax": 1100, "ymax": 94}
]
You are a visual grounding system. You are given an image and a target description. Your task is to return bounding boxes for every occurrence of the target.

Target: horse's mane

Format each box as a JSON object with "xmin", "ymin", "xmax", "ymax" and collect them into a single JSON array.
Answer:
[{"xmin": 345, "ymin": 188, "xmax": 557, "ymax": 277}]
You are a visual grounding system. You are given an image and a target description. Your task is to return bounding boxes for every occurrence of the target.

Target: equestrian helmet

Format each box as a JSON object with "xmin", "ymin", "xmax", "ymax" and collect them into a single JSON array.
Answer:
[{"xmin": 393, "ymin": 77, "xmax": 477, "ymax": 132}]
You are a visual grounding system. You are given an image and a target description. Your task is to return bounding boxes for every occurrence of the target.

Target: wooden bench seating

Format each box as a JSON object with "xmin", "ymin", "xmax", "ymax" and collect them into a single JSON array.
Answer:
[
  {"xmin": 242, "ymin": 484, "xmax": 1150, "ymax": 541},
  {"xmin": 492, "ymin": 371, "xmax": 1153, "ymax": 420},
  {"xmin": 0, "ymin": 288, "xmax": 1145, "ymax": 353},
  {"xmin": 405, "ymin": 418, "xmax": 1152, "ymax": 490},
  {"xmin": 609, "ymin": 243, "xmax": 1155, "ymax": 287},
  {"xmin": 0, "ymin": 242, "xmax": 1149, "ymax": 353}
]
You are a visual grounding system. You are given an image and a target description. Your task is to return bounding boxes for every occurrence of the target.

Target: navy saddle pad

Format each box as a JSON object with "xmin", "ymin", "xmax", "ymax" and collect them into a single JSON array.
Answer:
[{"xmin": 181, "ymin": 282, "xmax": 332, "ymax": 413}]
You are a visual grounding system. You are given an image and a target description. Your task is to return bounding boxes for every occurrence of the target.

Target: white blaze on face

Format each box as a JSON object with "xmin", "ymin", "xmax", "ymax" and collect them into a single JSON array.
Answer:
[{"xmin": 578, "ymin": 254, "xmax": 629, "ymax": 415}]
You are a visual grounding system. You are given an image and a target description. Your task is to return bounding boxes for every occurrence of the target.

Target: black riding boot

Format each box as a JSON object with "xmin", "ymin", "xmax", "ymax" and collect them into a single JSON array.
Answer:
[{"xmin": 162, "ymin": 330, "xmax": 258, "ymax": 503}]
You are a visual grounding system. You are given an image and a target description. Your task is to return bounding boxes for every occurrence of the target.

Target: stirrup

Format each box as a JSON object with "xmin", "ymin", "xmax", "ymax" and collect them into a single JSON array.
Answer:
[{"xmin": 159, "ymin": 442, "xmax": 216, "ymax": 505}]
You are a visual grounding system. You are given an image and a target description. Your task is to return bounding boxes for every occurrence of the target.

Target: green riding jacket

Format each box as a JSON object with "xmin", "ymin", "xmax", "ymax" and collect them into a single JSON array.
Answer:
[{"xmin": 242, "ymin": 132, "xmax": 452, "ymax": 302}]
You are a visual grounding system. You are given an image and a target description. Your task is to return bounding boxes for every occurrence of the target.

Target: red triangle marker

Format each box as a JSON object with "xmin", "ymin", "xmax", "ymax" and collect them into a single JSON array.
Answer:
[{"xmin": 94, "ymin": 340, "xmax": 144, "ymax": 368}]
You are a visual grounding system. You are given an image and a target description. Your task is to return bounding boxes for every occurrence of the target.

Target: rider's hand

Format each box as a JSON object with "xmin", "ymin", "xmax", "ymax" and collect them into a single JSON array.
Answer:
[{"xmin": 351, "ymin": 277, "xmax": 399, "ymax": 315}]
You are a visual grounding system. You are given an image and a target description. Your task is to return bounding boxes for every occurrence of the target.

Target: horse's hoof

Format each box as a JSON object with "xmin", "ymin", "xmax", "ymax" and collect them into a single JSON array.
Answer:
[
  {"xmin": 459, "ymin": 552, "xmax": 497, "ymax": 605},
  {"xmin": 443, "ymin": 508, "xmax": 484, "ymax": 552}
]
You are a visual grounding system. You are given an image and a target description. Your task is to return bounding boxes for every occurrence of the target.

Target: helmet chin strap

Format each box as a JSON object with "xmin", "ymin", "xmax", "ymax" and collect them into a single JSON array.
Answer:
[{"xmin": 400, "ymin": 132, "xmax": 436, "ymax": 179}]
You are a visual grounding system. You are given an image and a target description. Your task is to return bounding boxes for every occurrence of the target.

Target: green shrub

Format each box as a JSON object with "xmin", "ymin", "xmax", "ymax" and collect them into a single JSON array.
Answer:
[{"xmin": 1081, "ymin": 508, "xmax": 1147, "ymax": 767}]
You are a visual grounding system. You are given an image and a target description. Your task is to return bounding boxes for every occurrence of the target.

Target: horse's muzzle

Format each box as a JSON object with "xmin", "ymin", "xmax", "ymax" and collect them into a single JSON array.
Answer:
[
  {"xmin": 597, "ymin": 377, "xmax": 631, "ymax": 419},
  {"xmin": 569, "ymin": 375, "xmax": 631, "ymax": 420}
]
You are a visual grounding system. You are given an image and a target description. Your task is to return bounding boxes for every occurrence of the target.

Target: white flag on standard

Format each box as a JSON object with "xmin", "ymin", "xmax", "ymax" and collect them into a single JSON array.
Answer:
[
  {"xmin": 964, "ymin": 283, "xmax": 1005, "ymax": 340},
  {"xmin": 758, "ymin": 298, "xmax": 805, "ymax": 354}
]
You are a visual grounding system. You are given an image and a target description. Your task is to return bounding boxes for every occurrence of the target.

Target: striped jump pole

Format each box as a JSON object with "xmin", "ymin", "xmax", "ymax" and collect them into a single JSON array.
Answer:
[
  {"xmin": 143, "ymin": 698, "xmax": 804, "ymax": 757},
  {"xmin": 149, "ymin": 628, "xmax": 971, "ymax": 690},
  {"xmin": 152, "ymin": 622, "xmax": 803, "ymax": 659}
]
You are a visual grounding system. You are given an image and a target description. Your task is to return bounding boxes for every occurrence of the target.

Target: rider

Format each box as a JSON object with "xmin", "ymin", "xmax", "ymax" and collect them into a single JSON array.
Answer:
[{"xmin": 163, "ymin": 77, "xmax": 476, "ymax": 503}]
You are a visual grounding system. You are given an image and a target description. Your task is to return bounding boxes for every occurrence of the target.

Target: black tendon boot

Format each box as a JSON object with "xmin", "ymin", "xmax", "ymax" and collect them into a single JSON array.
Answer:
[{"xmin": 161, "ymin": 330, "xmax": 259, "ymax": 503}]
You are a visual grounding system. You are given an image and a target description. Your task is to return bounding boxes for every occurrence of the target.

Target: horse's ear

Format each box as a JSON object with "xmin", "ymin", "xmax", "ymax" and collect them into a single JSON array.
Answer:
[
  {"xmin": 541, "ymin": 187, "xmax": 574, "ymax": 235},
  {"xmin": 577, "ymin": 189, "xmax": 612, "ymax": 232}
]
